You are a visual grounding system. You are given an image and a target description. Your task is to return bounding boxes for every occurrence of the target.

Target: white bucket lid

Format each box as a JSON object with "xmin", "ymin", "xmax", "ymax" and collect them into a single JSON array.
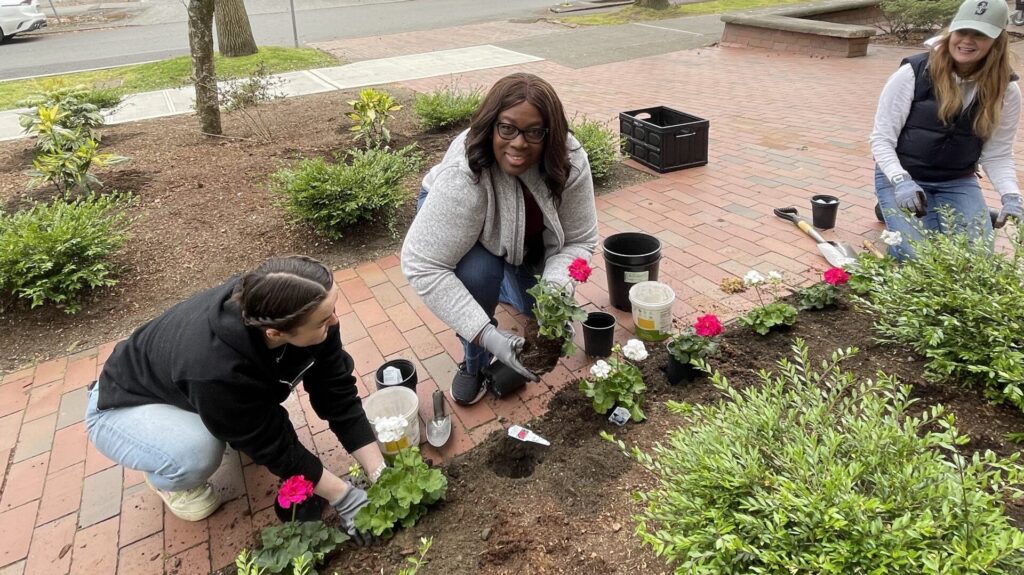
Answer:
[{"xmin": 628, "ymin": 281, "xmax": 675, "ymax": 307}]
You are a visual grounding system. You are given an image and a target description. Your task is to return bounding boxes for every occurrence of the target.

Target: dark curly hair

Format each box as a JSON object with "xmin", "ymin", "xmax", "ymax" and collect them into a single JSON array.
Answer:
[
  {"xmin": 465, "ymin": 73, "xmax": 571, "ymax": 202},
  {"xmin": 232, "ymin": 255, "xmax": 333, "ymax": 332}
]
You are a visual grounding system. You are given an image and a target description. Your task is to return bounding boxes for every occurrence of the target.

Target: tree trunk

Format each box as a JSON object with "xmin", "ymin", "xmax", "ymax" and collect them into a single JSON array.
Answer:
[
  {"xmin": 636, "ymin": 0, "xmax": 670, "ymax": 8},
  {"xmin": 215, "ymin": 0, "xmax": 258, "ymax": 57},
  {"xmin": 187, "ymin": 0, "xmax": 222, "ymax": 135}
]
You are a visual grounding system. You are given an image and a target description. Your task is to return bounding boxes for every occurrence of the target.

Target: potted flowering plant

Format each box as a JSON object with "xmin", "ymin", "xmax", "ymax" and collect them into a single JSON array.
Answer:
[
  {"xmin": 520, "ymin": 257, "xmax": 592, "ymax": 374},
  {"xmin": 579, "ymin": 339, "xmax": 648, "ymax": 422},
  {"xmin": 797, "ymin": 267, "xmax": 850, "ymax": 310},
  {"xmin": 738, "ymin": 269, "xmax": 797, "ymax": 335},
  {"xmin": 665, "ymin": 314, "xmax": 723, "ymax": 384}
]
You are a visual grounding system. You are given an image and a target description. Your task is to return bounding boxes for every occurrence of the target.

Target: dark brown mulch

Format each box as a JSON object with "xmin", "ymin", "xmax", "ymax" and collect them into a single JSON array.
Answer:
[
  {"xmin": 320, "ymin": 303, "xmax": 1023, "ymax": 575},
  {"xmin": 0, "ymin": 88, "xmax": 652, "ymax": 374}
]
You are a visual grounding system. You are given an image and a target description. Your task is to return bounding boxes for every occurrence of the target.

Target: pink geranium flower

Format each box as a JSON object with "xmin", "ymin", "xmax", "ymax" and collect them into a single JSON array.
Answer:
[
  {"xmin": 568, "ymin": 258, "xmax": 592, "ymax": 283},
  {"xmin": 823, "ymin": 267, "xmax": 850, "ymax": 286},
  {"xmin": 277, "ymin": 475, "xmax": 314, "ymax": 509},
  {"xmin": 694, "ymin": 314, "xmax": 723, "ymax": 337}
]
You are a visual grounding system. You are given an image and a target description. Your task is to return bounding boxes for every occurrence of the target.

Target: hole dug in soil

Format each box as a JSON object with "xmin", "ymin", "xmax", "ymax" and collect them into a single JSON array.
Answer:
[{"xmin": 487, "ymin": 436, "xmax": 545, "ymax": 479}]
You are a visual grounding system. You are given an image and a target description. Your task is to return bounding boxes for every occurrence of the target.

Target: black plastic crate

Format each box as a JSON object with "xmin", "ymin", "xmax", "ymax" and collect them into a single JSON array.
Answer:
[{"xmin": 619, "ymin": 106, "xmax": 709, "ymax": 173}]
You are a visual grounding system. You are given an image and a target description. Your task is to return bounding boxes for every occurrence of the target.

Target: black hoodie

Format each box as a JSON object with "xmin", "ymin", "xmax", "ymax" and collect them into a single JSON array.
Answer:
[{"xmin": 97, "ymin": 278, "xmax": 376, "ymax": 484}]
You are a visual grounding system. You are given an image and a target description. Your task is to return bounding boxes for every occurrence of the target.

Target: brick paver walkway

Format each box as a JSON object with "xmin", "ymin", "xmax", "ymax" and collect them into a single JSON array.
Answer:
[{"xmin": 2, "ymin": 27, "xmax": 1021, "ymax": 575}]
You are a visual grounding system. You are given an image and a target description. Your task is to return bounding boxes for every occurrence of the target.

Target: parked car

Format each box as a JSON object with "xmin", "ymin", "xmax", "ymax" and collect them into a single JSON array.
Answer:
[{"xmin": 0, "ymin": 0, "xmax": 46, "ymax": 43}]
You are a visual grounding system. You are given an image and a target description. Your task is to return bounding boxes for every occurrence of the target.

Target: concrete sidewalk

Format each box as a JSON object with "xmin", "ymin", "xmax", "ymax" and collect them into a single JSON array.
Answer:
[{"xmin": 7, "ymin": 14, "xmax": 1021, "ymax": 575}]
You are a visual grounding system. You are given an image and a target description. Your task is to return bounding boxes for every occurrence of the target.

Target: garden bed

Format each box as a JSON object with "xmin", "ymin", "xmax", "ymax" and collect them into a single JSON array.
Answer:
[
  {"xmin": 314, "ymin": 302, "xmax": 1023, "ymax": 574},
  {"xmin": 0, "ymin": 86, "xmax": 652, "ymax": 373}
]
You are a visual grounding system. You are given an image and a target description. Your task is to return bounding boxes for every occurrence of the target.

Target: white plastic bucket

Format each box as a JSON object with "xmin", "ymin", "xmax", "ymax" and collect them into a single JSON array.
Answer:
[
  {"xmin": 628, "ymin": 281, "xmax": 675, "ymax": 342},
  {"xmin": 362, "ymin": 386, "xmax": 420, "ymax": 455}
]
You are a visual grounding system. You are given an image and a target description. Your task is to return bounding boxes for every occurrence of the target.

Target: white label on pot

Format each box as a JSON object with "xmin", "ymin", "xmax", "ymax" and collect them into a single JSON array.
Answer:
[{"xmin": 624, "ymin": 271, "xmax": 649, "ymax": 283}]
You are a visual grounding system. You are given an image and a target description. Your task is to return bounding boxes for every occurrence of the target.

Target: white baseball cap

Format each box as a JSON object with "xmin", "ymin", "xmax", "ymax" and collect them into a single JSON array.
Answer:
[{"xmin": 949, "ymin": 0, "xmax": 1009, "ymax": 39}]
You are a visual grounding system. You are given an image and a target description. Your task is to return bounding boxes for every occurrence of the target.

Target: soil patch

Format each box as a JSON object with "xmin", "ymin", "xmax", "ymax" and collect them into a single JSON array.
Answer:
[
  {"xmin": 0, "ymin": 87, "xmax": 650, "ymax": 373},
  {"xmin": 321, "ymin": 303, "xmax": 1024, "ymax": 574}
]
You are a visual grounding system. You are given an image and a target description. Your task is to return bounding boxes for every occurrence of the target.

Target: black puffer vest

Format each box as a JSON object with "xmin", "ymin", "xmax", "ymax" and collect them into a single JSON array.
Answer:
[{"xmin": 894, "ymin": 52, "xmax": 1015, "ymax": 182}]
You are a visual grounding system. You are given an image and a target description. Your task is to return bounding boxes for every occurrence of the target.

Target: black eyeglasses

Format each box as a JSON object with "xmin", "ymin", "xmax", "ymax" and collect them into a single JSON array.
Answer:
[{"xmin": 495, "ymin": 122, "xmax": 548, "ymax": 144}]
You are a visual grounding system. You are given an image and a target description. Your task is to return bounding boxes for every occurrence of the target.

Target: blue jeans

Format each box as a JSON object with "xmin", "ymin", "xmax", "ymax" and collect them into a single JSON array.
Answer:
[
  {"xmin": 874, "ymin": 166, "xmax": 992, "ymax": 260},
  {"xmin": 84, "ymin": 385, "xmax": 226, "ymax": 491},
  {"xmin": 417, "ymin": 187, "xmax": 537, "ymax": 375}
]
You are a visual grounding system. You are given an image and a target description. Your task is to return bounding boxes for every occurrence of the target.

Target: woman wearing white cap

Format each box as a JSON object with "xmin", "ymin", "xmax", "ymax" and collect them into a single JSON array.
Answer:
[{"xmin": 870, "ymin": 0, "xmax": 1022, "ymax": 259}]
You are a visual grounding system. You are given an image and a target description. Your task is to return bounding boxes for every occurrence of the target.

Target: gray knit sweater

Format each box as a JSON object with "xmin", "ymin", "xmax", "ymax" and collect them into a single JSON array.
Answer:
[{"xmin": 401, "ymin": 130, "xmax": 598, "ymax": 342}]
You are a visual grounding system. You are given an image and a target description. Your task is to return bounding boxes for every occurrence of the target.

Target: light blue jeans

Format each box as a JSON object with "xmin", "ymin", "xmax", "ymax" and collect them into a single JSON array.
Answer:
[
  {"xmin": 84, "ymin": 385, "xmax": 226, "ymax": 491},
  {"xmin": 417, "ymin": 187, "xmax": 537, "ymax": 375},
  {"xmin": 874, "ymin": 166, "xmax": 992, "ymax": 260}
]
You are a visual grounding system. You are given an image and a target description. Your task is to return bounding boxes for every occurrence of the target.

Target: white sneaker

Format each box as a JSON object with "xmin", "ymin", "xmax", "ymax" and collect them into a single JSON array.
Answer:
[{"xmin": 144, "ymin": 475, "xmax": 221, "ymax": 521}]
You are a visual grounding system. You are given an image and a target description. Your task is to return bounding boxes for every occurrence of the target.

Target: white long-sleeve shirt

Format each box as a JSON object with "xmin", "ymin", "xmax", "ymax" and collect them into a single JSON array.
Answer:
[{"xmin": 870, "ymin": 62, "xmax": 1021, "ymax": 197}]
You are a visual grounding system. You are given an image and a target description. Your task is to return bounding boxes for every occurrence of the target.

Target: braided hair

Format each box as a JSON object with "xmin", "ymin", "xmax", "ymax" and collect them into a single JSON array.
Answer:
[{"xmin": 233, "ymin": 256, "xmax": 333, "ymax": 333}]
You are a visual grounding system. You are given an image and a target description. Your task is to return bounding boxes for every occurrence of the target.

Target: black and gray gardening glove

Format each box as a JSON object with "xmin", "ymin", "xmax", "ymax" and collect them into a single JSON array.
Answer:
[
  {"xmin": 893, "ymin": 178, "xmax": 927, "ymax": 217},
  {"xmin": 478, "ymin": 324, "xmax": 537, "ymax": 382},
  {"xmin": 996, "ymin": 193, "xmax": 1023, "ymax": 228},
  {"xmin": 331, "ymin": 483, "xmax": 375, "ymax": 546}
]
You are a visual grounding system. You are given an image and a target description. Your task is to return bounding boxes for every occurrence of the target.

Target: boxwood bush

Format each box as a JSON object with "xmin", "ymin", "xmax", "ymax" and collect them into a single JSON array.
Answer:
[
  {"xmin": 271, "ymin": 145, "xmax": 422, "ymax": 240},
  {"xmin": 0, "ymin": 193, "xmax": 133, "ymax": 313},
  {"xmin": 618, "ymin": 342, "xmax": 1024, "ymax": 574},
  {"xmin": 412, "ymin": 85, "xmax": 483, "ymax": 131},
  {"xmin": 570, "ymin": 117, "xmax": 618, "ymax": 181}
]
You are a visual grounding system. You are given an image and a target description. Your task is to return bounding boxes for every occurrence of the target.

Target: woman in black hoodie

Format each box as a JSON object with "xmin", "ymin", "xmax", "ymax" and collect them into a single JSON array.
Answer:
[{"xmin": 85, "ymin": 256, "xmax": 383, "ymax": 543}]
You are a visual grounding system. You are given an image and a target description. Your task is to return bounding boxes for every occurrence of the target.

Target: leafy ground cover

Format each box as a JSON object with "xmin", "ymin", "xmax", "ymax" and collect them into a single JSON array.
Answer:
[
  {"xmin": 0, "ymin": 47, "xmax": 339, "ymax": 110},
  {"xmin": 0, "ymin": 86, "xmax": 651, "ymax": 372}
]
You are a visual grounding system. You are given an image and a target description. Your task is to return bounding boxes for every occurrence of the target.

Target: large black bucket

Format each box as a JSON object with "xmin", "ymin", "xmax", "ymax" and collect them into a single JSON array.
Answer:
[{"xmin": 603, "ymin": 232, "xmax": 662, "ymax": 312}]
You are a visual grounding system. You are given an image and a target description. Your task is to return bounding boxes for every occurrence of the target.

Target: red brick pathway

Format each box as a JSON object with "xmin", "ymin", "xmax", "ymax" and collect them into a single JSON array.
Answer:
[{"xmin": 2, "ymin": 30, "xmax": 1020, "ymax": 575}]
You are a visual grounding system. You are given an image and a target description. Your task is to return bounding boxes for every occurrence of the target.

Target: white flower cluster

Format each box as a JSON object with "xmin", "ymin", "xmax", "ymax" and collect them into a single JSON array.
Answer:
[
  {"xmin": 373, "ymin": 415, "xmax": 407, "ymax": 443},
  {"xmin": 880, "ymin": 230, "xmax": 902, "ymax": 247},
  {"xmin": 590, "ymin": 360, "xmax": 611, "ymax": 379},
  {"xmin": 744, "ymin": 270, "xmax": 765, "ymax": 286},
  {"xmin": 622, "ymin": 339, "xmax": 648, "ymax": 361}
]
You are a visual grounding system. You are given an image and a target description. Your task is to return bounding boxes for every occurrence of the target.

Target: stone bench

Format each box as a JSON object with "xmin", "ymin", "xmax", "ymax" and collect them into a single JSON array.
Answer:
[{"xmin": 721, "ymin": 0, "xmax": 881, "ymax": 58}]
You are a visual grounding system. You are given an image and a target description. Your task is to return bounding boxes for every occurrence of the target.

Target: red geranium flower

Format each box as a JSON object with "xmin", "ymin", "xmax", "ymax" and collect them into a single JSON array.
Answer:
[
  {"xmin": 823, "ymin": 267, "xmax": 850, "ymax": 286},
  {"xmin": 277, "ymin": 475, "xmax": 314, "ymax": 509},
  {"xmin": 693, "ymin": 314, "xmax": 723, "ymax": 338},
  {"xmin": 568, "ymin": 258, "xmax": 592, "ymax": 283}
]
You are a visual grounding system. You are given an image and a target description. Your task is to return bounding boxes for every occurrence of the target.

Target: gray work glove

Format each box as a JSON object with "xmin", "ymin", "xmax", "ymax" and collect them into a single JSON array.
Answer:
[
  {"xmin": 996, "ymin": 193, "xmax": 1023, "ymax": 228},
  {"xmin": 331, "ymin": 483, "xmax": 375, "ymax": 546},
  {"xmin": 478, "ymin": 323, "xmax": 537, "ymax": 382},
  {"xmin": 893, "ymin": 178, "xmax": 927, "ymax": 217}
]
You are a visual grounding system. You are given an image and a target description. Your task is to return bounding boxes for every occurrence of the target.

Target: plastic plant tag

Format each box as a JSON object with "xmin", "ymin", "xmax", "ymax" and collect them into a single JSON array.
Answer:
[
  {"xmin": 382, "ymin": 366, "xmax": 401, "ymax": 385},
  {"xmin": 508, "ymin": 424, "xmax": 550, "ymax": 446},
  {"xmin": 608, "ymin": 406, "xmax": 631, "ymax": 426}
]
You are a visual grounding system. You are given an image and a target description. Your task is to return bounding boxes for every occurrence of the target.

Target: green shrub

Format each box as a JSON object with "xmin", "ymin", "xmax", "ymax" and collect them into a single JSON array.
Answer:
[
  {"xmin": 18, "ymin": 85, "xmax": 119, "ymax": 142},
  {"xmin": 858, "ymin": 219, "xmax": 1024, "ymax": 410},
  {"xmin": 619, "ymin": 341, "xmax": 1024, "ymax": 574},
  {"xmin": 570, "ymin": 117, "xmax": 618, "ymax": 181},
  {"xmin": 879, "ymin": 0, "xmax": 961, "ymax": 40},
  {"xmin": 0, "ymin": 193, "xmax": 134, "ymax": 312},
  {"xmin": 219, "ymin": 62, "xmax": 285, "ymax": 143},
  {"xmin": 346, "ymin": 88, "xmax": 401, "ymax": 149},
  {"xmin": 25, "ymin": 107, "xmax": 128, "ymax": 194},
  {"xmin": 271, "ymin": 145, "xmax": 422, "ymax": 240},
  {"xmin": 412, "ymin": 85, "xmax": 483, "ymax": 131}
]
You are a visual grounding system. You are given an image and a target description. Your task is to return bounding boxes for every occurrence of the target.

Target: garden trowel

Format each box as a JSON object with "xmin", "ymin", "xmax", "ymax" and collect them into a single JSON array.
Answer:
[
  {"xmin": 774, "ymin": 207, "xmax": 857, "ymax": 267},
  {"xmin": 426, "ymin": 390, "xmax": 451, "ymax": 447}
]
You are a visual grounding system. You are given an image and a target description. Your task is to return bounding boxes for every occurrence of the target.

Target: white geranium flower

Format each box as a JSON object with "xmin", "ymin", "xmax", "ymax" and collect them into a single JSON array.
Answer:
[
  {"xmin": 880, "ymin": 230, "xmax": 903, "ymax": 247},
  {"xmin": 622, "ymin": 339, "xmax": 648, "ymax": 361},
  {"xmin": 590, "ymin": 360, "xmax": 611, "ymax": 379},
  {"xmin": 768, "ymin": 271, "xmax": 783, "ymax": 282},
  {"xmin": 743, "ymin": 270, "xmax": 766, "ymax": 286}
]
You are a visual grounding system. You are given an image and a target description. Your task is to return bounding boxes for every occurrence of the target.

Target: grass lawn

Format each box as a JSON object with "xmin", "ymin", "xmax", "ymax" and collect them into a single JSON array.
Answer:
[
  {"xmin": 561, "ymin": 0, "xmax": 809, "ymax": 26},
  {"xmin": 0, "ymin": 46, "xmax": 338, "ymax": 111}
]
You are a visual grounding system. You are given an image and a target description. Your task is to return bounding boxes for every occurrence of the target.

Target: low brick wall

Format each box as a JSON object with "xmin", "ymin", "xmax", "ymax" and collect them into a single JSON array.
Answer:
[{"xmin": 720, "ymin": 0, "xmax": 880, "ymax": 58}]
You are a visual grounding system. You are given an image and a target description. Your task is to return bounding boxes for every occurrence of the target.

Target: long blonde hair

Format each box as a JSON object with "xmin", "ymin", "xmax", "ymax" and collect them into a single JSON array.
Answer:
[{"xmin": 928, "ymin": 31, "xmax": 1012, "ymax": 141}]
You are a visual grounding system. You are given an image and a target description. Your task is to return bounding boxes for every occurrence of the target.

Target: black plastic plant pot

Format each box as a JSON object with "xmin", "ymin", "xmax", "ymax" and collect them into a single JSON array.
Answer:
[
  {"xmin": 581, "ymin": 311, "xmax": 616, "ymax": 358},
  {"xmin": 810, "ymin": 194, "xmax": 840, "ymax": 230},
  {"xmin": 274, "ymin": 494, "xmax": 326, "ymax": 523},
  {"xmin": 374, "ymin": 358, "xmax": 418, "ymax": 392},
  {"xmin": 664, "ymin": 351, "xmax": 698, "ymax": 386},
  {"xmin": 485, "ymin": 361, "xmax": 528, "ymax": 398},
  {"xmin": 603, "ymin": 232, "xmax": 662, "ymax": 312}
]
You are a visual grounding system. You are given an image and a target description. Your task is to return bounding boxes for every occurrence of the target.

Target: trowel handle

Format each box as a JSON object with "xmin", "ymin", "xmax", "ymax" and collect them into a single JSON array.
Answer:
[
  {"xmin": 432, "ymin": 389, "xmax": 445, "ymax": 419},
  {"xmin": 795, "ymin": 219, "xmax": 828, "ymax": 244}
]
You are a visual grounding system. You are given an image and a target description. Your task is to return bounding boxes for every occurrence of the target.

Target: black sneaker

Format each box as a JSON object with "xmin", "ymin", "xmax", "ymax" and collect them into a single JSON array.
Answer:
[{"xmin": 449, "ymin": 363, "xmax": 487, "ymax": 406}]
